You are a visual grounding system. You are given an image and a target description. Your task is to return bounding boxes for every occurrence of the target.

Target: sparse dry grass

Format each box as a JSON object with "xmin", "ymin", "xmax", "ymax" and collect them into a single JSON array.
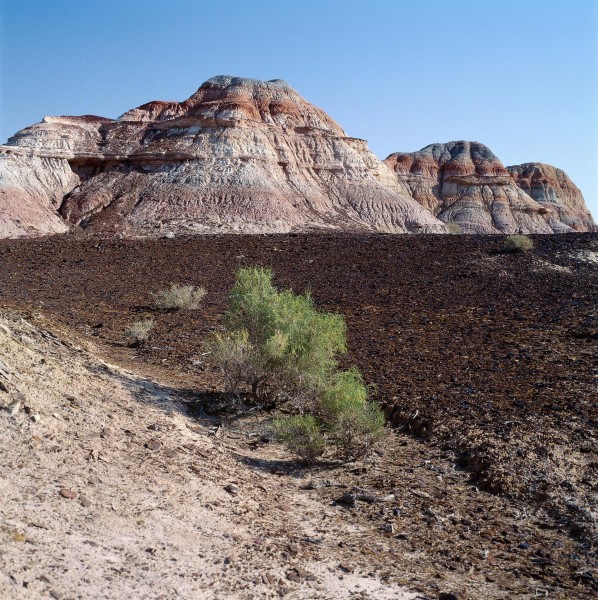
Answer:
[
  {"xmin": 124, "ymin": 319, "xmax": 155, "ymax": 345},
  {"xmin": 504, "ymin": 234, "xmax": 534, "ymax": 253},
  {"xmin": 446, "ymin": 221, "xmax": 463, "ymax": 235},
  {"xmin": 152, "ymin": 284, "xmax": 206, "ymax": 310}
]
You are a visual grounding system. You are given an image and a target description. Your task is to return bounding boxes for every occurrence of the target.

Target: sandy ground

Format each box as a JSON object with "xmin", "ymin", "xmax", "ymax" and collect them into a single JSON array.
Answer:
[
  {"xmin": 0, "ymin": 233, "xmax": 596, "ymax": 599},
  {"xmin": 0, "ymin": 310, "xmax": 417, "ymax": 600}
]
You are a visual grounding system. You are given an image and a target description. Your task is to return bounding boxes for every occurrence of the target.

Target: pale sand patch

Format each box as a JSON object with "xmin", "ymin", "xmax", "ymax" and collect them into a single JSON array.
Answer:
[
  {"xmin": 0, "ymin": 311, "xmax": 416, "ymax": 600},
  {"xmin": 571, "ymin": 250, "xmax": 598, "ymax": 264}
]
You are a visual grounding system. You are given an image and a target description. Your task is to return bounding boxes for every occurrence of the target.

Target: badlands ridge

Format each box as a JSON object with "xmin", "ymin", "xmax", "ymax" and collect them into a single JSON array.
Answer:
[{"xmin": 0, "ymin": 75, "xmax": 594, "ymax": 237}]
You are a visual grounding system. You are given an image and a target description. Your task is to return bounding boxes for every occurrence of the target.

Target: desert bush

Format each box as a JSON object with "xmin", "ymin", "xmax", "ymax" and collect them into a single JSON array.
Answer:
[
  {"xmin": 504, "ymin": 235, "xmax": 534, "ymax": 253},
  {"xmin": 217, "ymin": 267, "xmax": 346, "ymax": 407},
  {"xmin": 321, "ymin": 369, "xmax": 385, "ymax": 459},
  {"xmin": 211, "ymin": 329, "xmax": 260, "ymax": 398},
  {"xmin": 212, "ymin": 267, "xmax": 385, "ymax": 462},
  {"xmin": 272, "ymin": 415, "xmax": 326, "ymax": 462},
  {"xmin": 124, "ymin": 319, "xmax": 155, "ymax": 346},
  {"xmin": 446, "ymin": 221, "xmax": 463, "ymax": 235},
  {"xmin": 152, "ymin": 284, "xmax": 206, "ymax": 310}
]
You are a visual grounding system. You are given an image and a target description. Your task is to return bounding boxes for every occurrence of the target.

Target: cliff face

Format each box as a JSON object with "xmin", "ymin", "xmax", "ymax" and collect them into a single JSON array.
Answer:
[
  {"xmin": 0, "ymin": 147, "xmax": 76, "ymax": 237},
  {"xmin": 507, "ymin": 163, "xmax": 596, "ymax": 232},
  {"xmin": 384, "ymin": 141, "xmax": 561, "ymax": 234},
  {"xmin": 1, "ymin": 76, "xmax": 445, "ymax": 236},
  {"xmin": 385, "ymin": 142, "xmax": 596, "ymax": 233}
]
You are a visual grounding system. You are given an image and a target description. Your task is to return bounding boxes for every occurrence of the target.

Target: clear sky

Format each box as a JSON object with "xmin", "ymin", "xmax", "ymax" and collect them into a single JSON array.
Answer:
[{"xmin": 1, "ymin": 0, "xmax": 596, "ymax": 217}]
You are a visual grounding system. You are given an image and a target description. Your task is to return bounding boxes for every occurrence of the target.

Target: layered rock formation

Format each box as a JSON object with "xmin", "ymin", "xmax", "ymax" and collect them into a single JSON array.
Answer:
[
  {"xmin": 0, "ymin": 146, "xmax": 75, "ymax": 237},
  {"xmin": 1, "ymin": 78, "xmax": 594, "ymax": 237},
  {"xmin": 1, "ymin": 76, "xmax": 445, "ymax": 237},
  {"xmin": 385, "ymin": 141, "xmax": 558, "ymax": 234},
  {"xmin": 385, "ymin": 142, "xmax": 596, "ymax": 233},
  {"xmin": 507, "ymin": 163, "xmax": 596, "ymax": 232}
]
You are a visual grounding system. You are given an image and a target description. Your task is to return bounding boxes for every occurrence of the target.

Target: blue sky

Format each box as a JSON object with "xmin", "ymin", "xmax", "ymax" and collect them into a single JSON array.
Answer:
[{"xmin": 1, "ymin": 0, "xmax": 596, "ymax": 216}]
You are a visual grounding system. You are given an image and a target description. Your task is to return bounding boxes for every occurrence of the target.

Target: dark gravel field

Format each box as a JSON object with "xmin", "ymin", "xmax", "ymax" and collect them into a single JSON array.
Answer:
[{"xmin": 0, "ymin": 232, "xmax": 596, "ymax": 597}]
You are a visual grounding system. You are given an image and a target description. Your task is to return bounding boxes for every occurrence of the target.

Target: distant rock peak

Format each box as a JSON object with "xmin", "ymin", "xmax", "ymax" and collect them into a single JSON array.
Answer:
[
  {"xmin": 0, "ymin": 78, "xmax": 594, "ymax": 238},
  {"xmin": 117, "ymin": 76, "xmax": 346, "ymax": 135},
  {"xmin": 385, "ymin": 141, "xmax": 595, "ymax": 233}
]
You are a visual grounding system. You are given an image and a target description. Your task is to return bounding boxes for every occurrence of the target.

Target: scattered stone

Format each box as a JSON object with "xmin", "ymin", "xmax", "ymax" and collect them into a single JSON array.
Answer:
[
  {"xmin": 224, "ymin": 484, "xmax": 239, "ymax": 496},
  {"xmin": 0, "ymin": 380, "xmax": 9, "ymax": 392},
  {"xmin": 30, "ymin": 414, "xmax": 41, "ymax": 423},
  {"xmin": 334, "ymin": 493, "xmax": 357, "ymax": 508},
  {"xmin": 301, "ymin": 480, "xmax": 321, "ymax": 490},
  {"xmin": 382, "ymin": 523, "xmax": 395, "ymax": 534},
  {"xmin": 301, "ymin": 537, "xmax": 323, "ymax": 545},
  {"xmin": 147, "ymin": 423, "xmax": 161, "ymax": 431},
  {"xmin": 439, "ymin": 592, "xmax": 460, "ymax": 600},
  {"xmin": 80, "ymin": 497, "xmax": 92, "ymax": 508},
  {"xmin": 338, "ymin": 563, "xmax": 355, "ymax": 573},
  {"xmin": 286, "ymin": 570, "xmax": 302, "ymax": 583},
  {"xmin": 59, "ymin": 488, "xmax": 77, "ymax": 499},
  {"xmin": 518, "ymin": 542, "xmax": 530, "ymax": 550},
  {"xmin": 8, "ymin": 400, "xmax": 21, "ymax": 415},
  {"xmin": 145, "ymin": 439, "xmax": 162, "ymax": 451}
]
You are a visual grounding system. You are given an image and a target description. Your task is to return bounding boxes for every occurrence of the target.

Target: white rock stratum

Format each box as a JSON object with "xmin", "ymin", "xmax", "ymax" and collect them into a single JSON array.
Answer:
[{"xmin": 0, "ymin": 76, "xmax": 594, "ymax": 237}]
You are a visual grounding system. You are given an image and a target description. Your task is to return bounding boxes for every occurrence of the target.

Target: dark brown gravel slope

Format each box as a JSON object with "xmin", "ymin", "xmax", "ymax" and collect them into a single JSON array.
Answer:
[{"xmin": 0, "ymin": 232, "xmax": 596, "ymax": 596}]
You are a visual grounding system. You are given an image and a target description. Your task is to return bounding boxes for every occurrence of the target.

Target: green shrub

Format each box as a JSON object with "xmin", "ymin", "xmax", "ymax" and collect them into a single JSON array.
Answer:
[
  {"xmin": 153, "ymin": 284, "xmax": 206, "ymax": 310},
  {"xmin": 445, "ymin": 221, "xmax": 463, "ymax": 235},
  {"xmin": 212, "ymin": 267, "xmax": 385, "ymax": 462},
  {"xmin": 504, "ymin": 235, "xmax": 534, "ymax": 253},
  {"xmin": 124, "ymin": 319, "xmax": 155, "ymax": 346},
  {"xmin": 217, "ymin": 267, "xmax": 346, "ymax": 408},
  {"xmin": 321, "ymin": 369, "xmax": 385, "ymax": 459},
  {"xmin": 272, "ymin": 415, "xmax": 326, "ymax": 463}
]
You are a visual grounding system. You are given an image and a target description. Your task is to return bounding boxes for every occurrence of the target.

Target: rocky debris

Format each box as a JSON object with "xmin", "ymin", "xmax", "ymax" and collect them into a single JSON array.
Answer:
[
  {"xmin": 0, "ymin": 234, "xmax": 596, "ymax": 597},
  {"xmin": 507, "ymin": 162, "xmax": 596, "ymax": 232},
  {"xmin": 59, "ymin": 488, "xmax": 77, "ymax": 499},
  {"xmin": 0, "ymin": 308, "xmax": 419, "ymax": 600},
  {"xmin": 438, "ymin": 592, "xmax": 460, "ymax": 600},
  {"xmin": 145, "ymin": 438, "xmax": 162, "ymax": 450},
  {"xmin": 224, "ymin": 483, "xmax": 240, "ymax": 495},
  {"xmin": 3, "ymin": 76, "xmax": 446, "ymax": 237},
  {"xmin": 384, "ymin": 141, "xmax": 594, "ymax": 233}
]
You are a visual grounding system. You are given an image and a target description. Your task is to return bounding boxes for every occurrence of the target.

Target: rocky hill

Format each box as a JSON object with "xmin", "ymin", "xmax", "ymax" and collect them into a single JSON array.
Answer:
[
  {"xmin": 384, "ymin": 141, "xmax": 595, "ymax": 234},
  {"xmin": 0, "ymin": 76, "xmax": 594, "ymax": 237},
  {"xmin": 0, "ymin": 76, "xmax": 444, "ymax": 237},
  {"xmin": 507, "ymin": 162, "xmax": 596, "ymax": 232}
]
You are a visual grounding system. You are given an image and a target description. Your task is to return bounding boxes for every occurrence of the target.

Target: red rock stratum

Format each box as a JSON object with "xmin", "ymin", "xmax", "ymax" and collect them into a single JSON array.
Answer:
[
  {"xmin": 384, "ymin": 141, "xmax": 595, "ymax": 234},
  {"xmin": 0, "ymin": 77, "xmax": 594, "ymax": 237}
]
